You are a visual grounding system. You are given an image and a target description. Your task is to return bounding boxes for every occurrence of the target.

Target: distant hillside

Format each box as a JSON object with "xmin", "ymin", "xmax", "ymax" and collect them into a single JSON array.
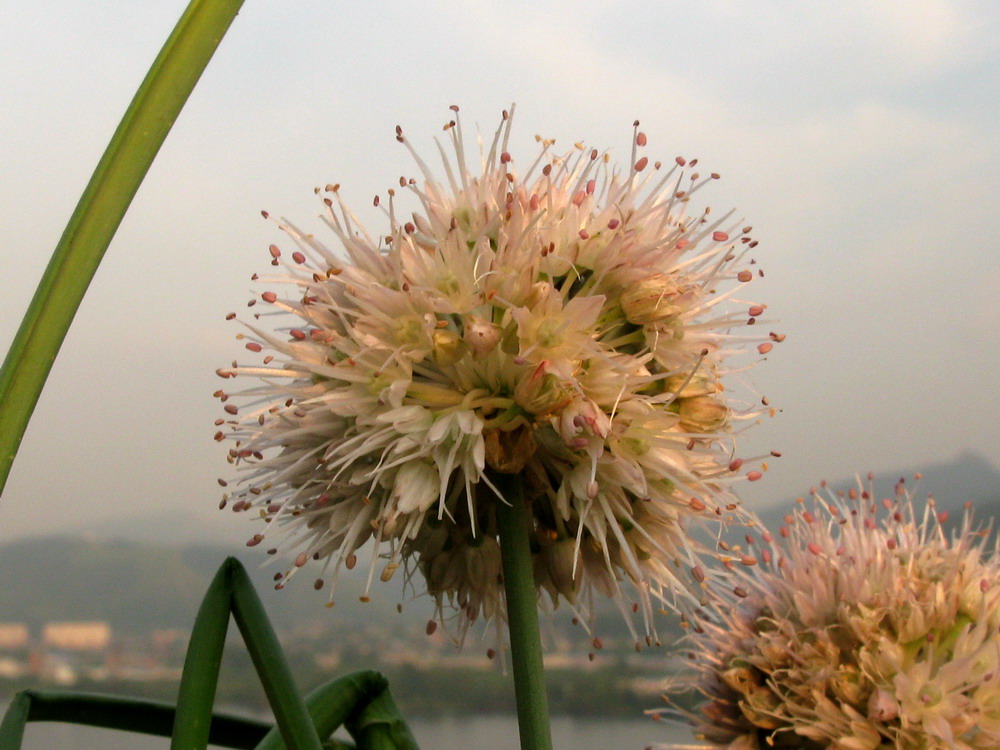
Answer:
[
  {"xmin": 0, "ymin": 539, "xmax": 409, "ymax": 635},
  {"xmin": 0, "ymin": 538, "xmax": 643, "ymax": 645},
  {"xmin": 754, "ymin": 451, "xmax": 1000, "ymax": 535}
]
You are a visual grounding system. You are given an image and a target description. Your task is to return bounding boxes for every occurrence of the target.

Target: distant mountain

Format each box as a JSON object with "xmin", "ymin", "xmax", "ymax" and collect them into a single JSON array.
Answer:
[
  {"xmin": 69, "ymin": 508, "xmax": 245, "ymax": 546},
  {"xmin": 754, "ymin": 451, "xmax": 1000, "ymax": 534},
  {"xmin": 917, "ymin": 451, "xmax": 1000, "ymax": 504},
  {"xmin": 0, "ymin": 538, "xmax": 410, "ymax": 635}
]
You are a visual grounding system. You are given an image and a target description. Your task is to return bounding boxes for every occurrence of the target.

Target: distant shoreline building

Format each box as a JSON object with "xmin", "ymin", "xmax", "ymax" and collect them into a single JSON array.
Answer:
[
  {"xmin": 0, "ymin": 623, "xmax": 29, "ymax": 650},
  {"xmin": 42, "ymin": 622, "xmax": 111, "ymax": 651}
]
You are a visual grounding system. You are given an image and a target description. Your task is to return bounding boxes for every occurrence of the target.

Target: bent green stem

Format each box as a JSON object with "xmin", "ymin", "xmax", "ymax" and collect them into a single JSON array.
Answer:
[
  {"xmin": 493, "ymin": 472, "xmax": 553, "ymax": 750},
  {"xmin": 0, "ymin": 0, "xmax": 244, "ymax": 497},
  {"xmin": 0, "ymin": 690, "xmax": 271, "ymax": 750}
]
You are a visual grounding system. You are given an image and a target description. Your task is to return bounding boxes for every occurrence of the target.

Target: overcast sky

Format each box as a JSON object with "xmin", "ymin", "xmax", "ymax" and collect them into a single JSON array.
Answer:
[{"xmin": 2, "ymin": 0, "xmax": 999, "ymax": 543}]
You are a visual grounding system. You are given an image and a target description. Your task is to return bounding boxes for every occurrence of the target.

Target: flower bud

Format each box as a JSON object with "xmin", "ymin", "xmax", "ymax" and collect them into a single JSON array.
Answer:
[
  {"xmin": 407, "ymin": 521, "xmax": 449, "ymax": 559},
  {"xmin": 465, "ymin": 536, "xmax": 502, "ymax": 592},
  {"xmin": 664, "ymin": 372, "xmax": 719, "ymax": 399},
  {"xmin": 830, "ymin": 665, "xmax": 865, "ymax": 705},
  {"xmin": 525, "ymin": 280, "xmax": 554, "ymax": 309},
  {"xmin": 543, "ymin": 539, "xmax": 581, "ymax": 603},
  {"xmin": 484, "ymin": 425, "xmax": 537, "ymax": 473},
  {"xmin": 463, "ymin": 315, "xmax": 501, "ymax": 356},
  {"xmin": 514, "ymin": 361, "xmax": 572, "ymax": 415},
  {"xmin": 432, "ymin": 329, "xmax": 467, "ymax": 366},
  {"xmin": 678, "ymin": 396, "xmax": 729, "ymax": 432},
  {"xmin": 620, "ymin": 274, "xmax": 694, "ymax": 325},
  {"xmin": 379, "ymin": 514, "xmax": 405, "ymax": 539},
  {"xmin": 427, "ymin": 549, "xmax": 464, "ymax": 594},
  {"xmin": 741, "ymin": 685, "xmax": 782, "ymax": 730},
  {"xmin": 867, "ymin": 687, "xmax": 900, "ymax": 722},
  {"xmin": 721, "ymin": 665, "xmax": 758, "ymax": 695},
  {"xmin": 896, "ymin": 605, "xmax": 928, "ymax": 642},
  {"xmin": 534, "ymin": 550, "xmax": 558, "ymax": 603}
]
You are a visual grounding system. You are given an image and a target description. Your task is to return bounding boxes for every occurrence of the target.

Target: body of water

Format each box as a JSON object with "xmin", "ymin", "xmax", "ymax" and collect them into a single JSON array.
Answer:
[{"xmin": 19, "ymin": 714, "xmax": 696, "ymax": 749}]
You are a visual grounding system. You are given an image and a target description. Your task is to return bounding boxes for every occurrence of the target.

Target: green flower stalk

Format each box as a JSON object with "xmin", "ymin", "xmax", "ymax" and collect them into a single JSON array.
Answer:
[{"xmin": 495, "ymin": 471, "xmax": 554, "ymax": 750}]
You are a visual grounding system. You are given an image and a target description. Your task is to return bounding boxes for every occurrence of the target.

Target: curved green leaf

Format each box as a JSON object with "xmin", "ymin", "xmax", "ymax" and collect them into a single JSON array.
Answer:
[
  {"xmin": 0, "ymin": 0, "xmax": 244, "ymax": 496},
  {"xmin": 171, "ymin": 557, "xmax": 238, "ymax": 748},
  {"xmin": 253, "ymin": 670, "xmax": 422, "ymax": 750},
  {"xmin": 229, "ymin": 559, "xmax": 324, "ymax": 750},
  {"xmin": 0, "ymin": 690, "xmax": 271, "ymax": 749},
  {"xmin": 346, "ymin": 684, "xmax": 420, "ymax": 750},
  {"xmin": 0, "ymin": 692, "xmax": 31, "ymax": 749}
]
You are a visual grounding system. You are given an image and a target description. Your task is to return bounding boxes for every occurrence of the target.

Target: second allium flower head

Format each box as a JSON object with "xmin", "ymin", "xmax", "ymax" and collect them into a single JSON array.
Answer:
[
  {"xmin": 658, "ymin": 477, "xmax": 1000, "ymax": 749},
  {"xmin": 216, "ymin": 107, "xmax": 779, "ymax": 646}
]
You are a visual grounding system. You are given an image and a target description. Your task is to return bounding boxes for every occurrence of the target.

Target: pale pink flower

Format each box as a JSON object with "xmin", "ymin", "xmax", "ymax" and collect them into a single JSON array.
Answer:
[
  {"xmin": 216, "ymin": 107, "xmax": 778, "ymax": 645},
  {"xmin": 654, "ymin": 475, "xmax": 1000, "ymax": 749}
]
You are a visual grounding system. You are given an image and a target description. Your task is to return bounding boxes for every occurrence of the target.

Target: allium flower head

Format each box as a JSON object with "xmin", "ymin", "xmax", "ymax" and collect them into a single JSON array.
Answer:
[
  {"xmin": 656, "ymin": 475, "xmax": 1000, "ymax": 749},
  {"xmin": 215, "ymin": 107, "xmax": 778, "ymax": 646}
]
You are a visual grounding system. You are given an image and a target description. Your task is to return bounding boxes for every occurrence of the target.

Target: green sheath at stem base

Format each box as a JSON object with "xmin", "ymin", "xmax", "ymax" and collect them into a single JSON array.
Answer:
[{"xmin": 493, "ymin": 472, "xmax": 554, "ymax": 750}]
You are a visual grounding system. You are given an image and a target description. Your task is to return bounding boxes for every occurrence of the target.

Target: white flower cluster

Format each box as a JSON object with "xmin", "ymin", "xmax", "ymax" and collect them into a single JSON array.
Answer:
[
  {"xmin": 215, "ymin": 108, "xmax": 777, "ymax": 646},
  {"xmin": 657, "ymin": 476, "xmax": 1000, "ymax": 749}
]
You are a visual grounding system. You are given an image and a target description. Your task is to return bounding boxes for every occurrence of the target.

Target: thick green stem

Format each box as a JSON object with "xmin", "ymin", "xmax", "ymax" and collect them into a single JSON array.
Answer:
[
  {"xmin": 493, "ymin": 472, "xmax": 553, "ymax": 750},
  {"xmin": 0, "ymin": 0, "xmax": 244, "ymax": 497}
]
